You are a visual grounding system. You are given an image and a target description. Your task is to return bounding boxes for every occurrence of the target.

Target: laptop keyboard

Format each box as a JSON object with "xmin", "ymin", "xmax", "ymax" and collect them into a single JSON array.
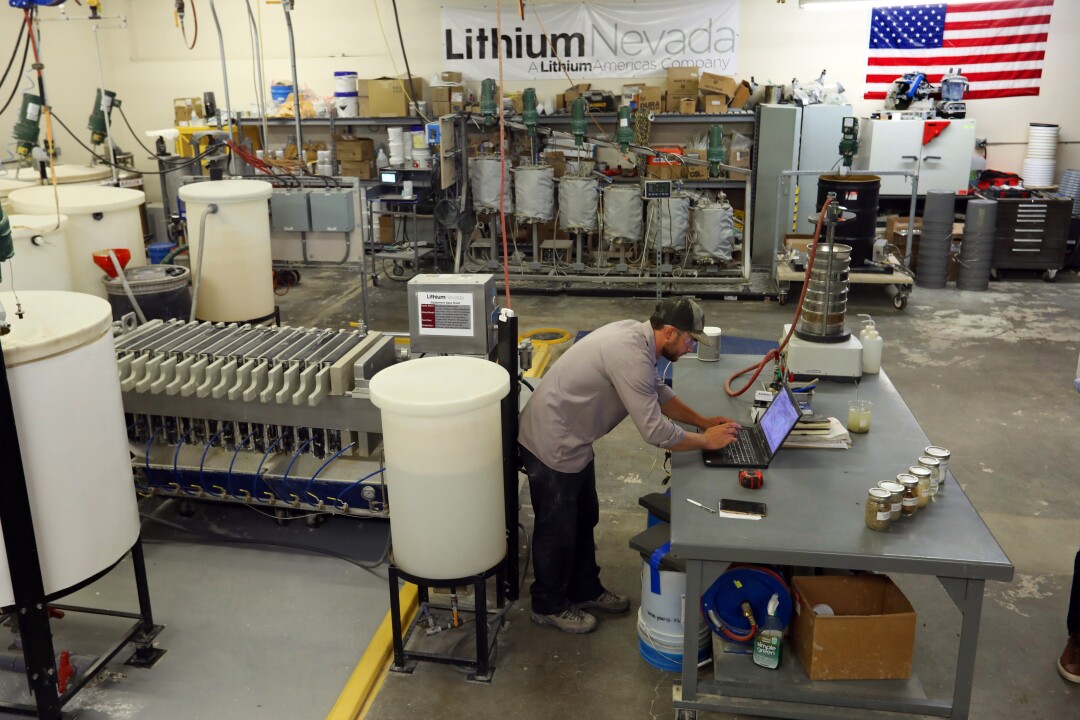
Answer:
[{"xmin": 722, "ymin": 431, "xmax": 760, "ymax": 465}]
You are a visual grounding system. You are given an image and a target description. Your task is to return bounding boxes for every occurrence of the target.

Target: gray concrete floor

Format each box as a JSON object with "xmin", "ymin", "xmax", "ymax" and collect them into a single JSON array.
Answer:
[{"xmin": 6, "ymin": 264, "xmax": 1076, "ymax": 719}]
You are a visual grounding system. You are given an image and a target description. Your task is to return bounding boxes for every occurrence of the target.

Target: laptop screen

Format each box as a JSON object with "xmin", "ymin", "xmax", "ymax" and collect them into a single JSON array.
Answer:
[{"xmin": 760, "ymin": 388, "xmax": 801, "ymax": 454}]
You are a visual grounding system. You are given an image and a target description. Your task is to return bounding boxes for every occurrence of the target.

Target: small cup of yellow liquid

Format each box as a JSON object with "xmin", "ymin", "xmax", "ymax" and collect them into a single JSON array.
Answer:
[{"xmin": 847, "ymin": 400, "xmax": 872, "ymax": 434}]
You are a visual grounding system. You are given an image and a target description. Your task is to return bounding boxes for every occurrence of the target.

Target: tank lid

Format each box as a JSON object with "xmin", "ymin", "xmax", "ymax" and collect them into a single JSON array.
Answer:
[
  {"xmin": 9, "ymin": 185, "xmax": 145, "ymax": 214},
  {"xmin": 8, "ymin": 214, "xmax": 69, "ymax": 239},
  {"xmin": 0, "ymin": 177, "xmax": 34, "ymax": 198},
  {"xmin": 369, "ymin": 356, "xmax": 509, "ymax": 417},
  {"xmin": 1, "ymin": 291, "xmax": 113, "ymax": 368},
  {"xmin": 178, "ymin": 179, "xmax": 273, "ymax": 204},
  {"xmin": 44, "ymin": 164, "xmax": 113, "ymax": 184}
]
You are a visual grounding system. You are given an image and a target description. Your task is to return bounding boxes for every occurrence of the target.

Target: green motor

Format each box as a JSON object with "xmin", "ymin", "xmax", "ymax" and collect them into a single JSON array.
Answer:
[
  {"xmin": 615, "ymin": 106, "xmax": 633, "ymax": 153},
  {"xmin": 13, "ymin": 93, "xmax": 43, "ymax": 158},
  {"xmin": 522, "ymin": 88, "xmax": 538, "ymax": 137},
  {"xmin": 707, "ymin": 125, "xmax": 726, "ymax": 176},
  {"xmin": 570, "ymin": 97, "xmax": 587, "ymax": 147},
  {"xmin": 480, "ymin": 79, "xmax": 498, "ymax": 127},
  {"xmin": 88, "ymin": 88, "xmax": 119, "ymax": 146}
]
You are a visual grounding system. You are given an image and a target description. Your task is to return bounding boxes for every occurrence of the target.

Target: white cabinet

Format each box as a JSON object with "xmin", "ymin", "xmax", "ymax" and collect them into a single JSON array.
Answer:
[{"xmin": 854, "ymin": 118, "xmax": 976, "ymax": 195}]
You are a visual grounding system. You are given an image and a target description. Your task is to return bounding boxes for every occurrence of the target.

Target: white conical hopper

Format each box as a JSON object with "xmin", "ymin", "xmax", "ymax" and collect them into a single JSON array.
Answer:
[
  {"xmin": 8, "ymin": 185, "xmax": 146, "ymax": 298},
  {"xmin": 178, "ymin": 180, "xmax": 274, "ymax": 322},
  {"xmin": 369, "ymin": 356, "xmax": 509, "ymax": 579},
  {"xmin": 1, "ymin": 214, "xmax": 74, "ymax": 292},
  {"xmin": 0, "ymin": 291, "xmax": 140, "ymax": 607}
]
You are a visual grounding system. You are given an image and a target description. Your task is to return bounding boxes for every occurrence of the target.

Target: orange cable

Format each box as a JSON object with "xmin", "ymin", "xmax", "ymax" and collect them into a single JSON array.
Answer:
[{"xmin": 497, "ymin": 0, "xmax": 511, "ymax": 308}]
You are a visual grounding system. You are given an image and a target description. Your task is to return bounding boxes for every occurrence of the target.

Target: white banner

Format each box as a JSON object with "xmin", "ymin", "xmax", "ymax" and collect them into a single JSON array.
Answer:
[{"xmin": 441, "ymin": 0, "xmax": 739, "ymax": 81}]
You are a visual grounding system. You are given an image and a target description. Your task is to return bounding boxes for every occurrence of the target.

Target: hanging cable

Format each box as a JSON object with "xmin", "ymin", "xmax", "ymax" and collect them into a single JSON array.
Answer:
[
  {"xmin": 496, "ymin": 0, "xmax": 511, "ymax": 308},
  {"xmin": 116, "ymin": 104, "xmax": 157, "ymax": 156},
  {"xmin": 0, "ymin": 17, "xmax": 26, "ymax": 97},
  {"xmin": 389, "ymin": 0, "xmax": 424, "ymax": 120},
  {"xmin": 175, "ymin": 0, "xmax": 199, "ymax": 50},
  {"xmin": 0, "ymin": 13, "xmax": 31, "ymax": 116}
]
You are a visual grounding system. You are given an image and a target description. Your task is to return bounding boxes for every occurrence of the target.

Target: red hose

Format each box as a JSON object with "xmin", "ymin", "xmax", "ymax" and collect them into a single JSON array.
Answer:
[{"xmin": 724, "ymin": 197, "xmax": 835, "ymax": 397}]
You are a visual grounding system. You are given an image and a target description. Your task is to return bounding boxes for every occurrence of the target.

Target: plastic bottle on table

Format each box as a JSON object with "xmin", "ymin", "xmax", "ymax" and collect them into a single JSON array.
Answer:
[
  {"xmin": 859, "ymin": 314, "xmax": 883, "ymax": 374},
  {"xmin": 753, "ymin": 594, "xmax": 783, "ymax": 669}
]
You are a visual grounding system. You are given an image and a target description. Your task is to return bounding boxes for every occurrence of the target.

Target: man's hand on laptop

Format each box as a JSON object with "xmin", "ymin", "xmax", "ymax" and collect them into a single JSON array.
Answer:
[
  {"xmin": 703, "ymin": 423, "xmax": 740, "ymax": 450},
  {"xmin": 700, "ymin": 415, "xmax": 741, "ymax": 430}
]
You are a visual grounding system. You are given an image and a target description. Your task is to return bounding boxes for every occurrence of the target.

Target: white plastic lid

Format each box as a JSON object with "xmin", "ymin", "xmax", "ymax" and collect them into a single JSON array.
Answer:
[
  {"xmin": 1, "ymin": 291, "xmax": 112, "ymax": 368},
  {"xmin": 9, "ymin": 185, "xmax": 145, "ymax": 214},
  {"xmin": 8, "ymin": 214, "xmax": 68, "ymax": 239},
  {"xmin": 369, "ymin": 356, "xmax": 509, "ymax": 418},
  {"xmin": 178, "ymin": 179, "xmax": 273, "ymax": 205},
  {"xmin": 0, "ymin": 177, "xmax": 34, "ymax": 198},
  {"xmin": 44, "ymin": 164, "xmax": 112, "ymax": 184}
]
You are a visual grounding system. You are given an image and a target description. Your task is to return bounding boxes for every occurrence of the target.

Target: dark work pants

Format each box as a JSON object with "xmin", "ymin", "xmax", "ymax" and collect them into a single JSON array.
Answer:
[
  {"xmin": 520, "ymin": 444, "xmax": 605, "ymax": 615},
  {"xmin": 1069, "ymin": 549, "xmax": 1080, "ymax": 635}
]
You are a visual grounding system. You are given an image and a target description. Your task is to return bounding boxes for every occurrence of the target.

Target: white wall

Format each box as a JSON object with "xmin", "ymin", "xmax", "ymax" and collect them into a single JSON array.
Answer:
[{"xmin": 2, "ymin": 0, "xmax": 1076, "ymax": 198}]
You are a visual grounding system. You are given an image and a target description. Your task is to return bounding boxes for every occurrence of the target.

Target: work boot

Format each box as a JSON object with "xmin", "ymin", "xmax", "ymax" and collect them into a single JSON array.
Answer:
[
  {"xmin": 577, "ymin": 589, "xmax": 631, "ymax": 614},
  {"xmin": 1059, "ymin": 633, "xmax": 1080, "ymax": 683},
  {"xmin": 531, "ymin": 605, "xmax": 598, "ymax": 634}
]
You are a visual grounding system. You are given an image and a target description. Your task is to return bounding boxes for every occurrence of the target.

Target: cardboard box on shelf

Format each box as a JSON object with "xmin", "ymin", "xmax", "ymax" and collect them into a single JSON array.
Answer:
[
  {"xmin": 726, "ymin": 146, "xmax": 752, "ymax": 180},
  {"xmin": 666, "ymin": 94, "xmax": 695, "ymax": 113},
  {"xmin": 339, "ymin": 159, "xmax": 378, "ymax": 180},
  {"xmin": 564, "ymin": 83, "xmax": 592, "ymax": 108},
  {"xmin": 378, "ymin": 215, "xmax": 394, "ymax": 244},
  {"xmin": 333, "ymin": 135, "xmax": 375, "ymax": 161},
  {"xmin": 699, "ymin": 73, "xmax": 738, "ymax": 99},
  {"xmin": 440, "ymin": 71, "xmax": 463, "ymax": 83},
  {"xmin": 173, "ymin": 97, "xmax": 205, "ymax": 125},
  {"xmin": 702, "ymin": 96, "xmax": 728, "ymax": 114},
  {"xmin": 684, "ymin": 149, "xmax": 709, "ymax": 179},
  {"xmin": 430, "ymin": 86, "xmax": 451, "ymax": 103},
  {"xmin": 544, "ymin": 151, "xmax": 568, "ymax": 178},
  {"xmin": 679, "ymin": 97, "xmax": 698, "ymax": 114},
  {"xmin": 430, "ymin": 101, "xmax": 452, "ymax": 117},
  {"xmin": 667, "ymin": 66, "xmax": 699, "ymax": 95},
  {"xmin": 369, "ymin": 78, "xmax": 409, "ymax": 117},
  {"xmin": 356, "ymin": 79, "xmax": 369, "ymax": 97},
  {"xmin": 790, "ymin": 575, "xmax": 916, "ymax": 681},
  {"xmin": 556, "ymin": 93, "xmax": 566, "ymax": 110},
  {"xmin": 730, "ymin": 80, "xmax": 752, "ymax": 109},
  {"xmin": 622, "ymin": 85, "xmax": 664, "ymax": 114}
]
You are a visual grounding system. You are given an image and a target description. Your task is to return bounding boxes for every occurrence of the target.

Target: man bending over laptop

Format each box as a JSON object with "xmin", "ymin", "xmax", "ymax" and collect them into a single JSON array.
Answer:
[{"xmin": 519, "ymin": 298, "xmax": 740, "ymax": 634}]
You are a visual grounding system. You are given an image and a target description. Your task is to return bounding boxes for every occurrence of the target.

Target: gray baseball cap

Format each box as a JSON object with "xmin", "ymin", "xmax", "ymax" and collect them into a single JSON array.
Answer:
[{"xmin": 651, "ymin": 297, "xmax": 714, "ymax": 346}]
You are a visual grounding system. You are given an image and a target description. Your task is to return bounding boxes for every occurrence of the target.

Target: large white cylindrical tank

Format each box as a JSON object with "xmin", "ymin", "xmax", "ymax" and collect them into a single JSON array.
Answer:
[
  {"xmin": 0, "ymin": 291, "xmax": 140, "ymax": 608},
  {"xmin": 469, "ymin": 156, "xmax": 513, "ymax": 214},
  {"xmin": 513, "ymin": 165, "xmax": 555, "ymax": 222},
  {"xmin": 651, "ymin": 195, "xmax": 691, "ymax": 250},
  {"xmin": 692, "ymin": 203, "xmax": 736, "ymax": 262},
  {"xmin": 1, "ymin": 215, "xmax": 73, "ymax": 292},
  {"xmin": 178, "ymin": 180, "xmax": 274, "ymax": 322},
  {"xmin": 43, "ymin": 164, "xmax": 113, "ymax": 185},
  {"xmin": 558, "ymin": 176, "xmax": 599, "ymax": 232},
  {"xmin": 369, "ymin": 356, "xmax": 509, "ymax": 580},
  {"xmin": 9, "ymin": 185, "xmax": 146, "ymax": 298},
  {"xmin": 602, "ymin": 184, "xmax": 644, "ymax": 244}
]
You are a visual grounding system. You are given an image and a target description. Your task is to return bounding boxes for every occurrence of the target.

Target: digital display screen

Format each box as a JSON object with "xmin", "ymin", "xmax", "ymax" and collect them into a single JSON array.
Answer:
[
  {"xmin": 760, "ymin": 389, "xmax": 800, "ymax": 453},
  {"xmin": 380, "ymin": 171, "xmax": 398, "ymax": 184}
]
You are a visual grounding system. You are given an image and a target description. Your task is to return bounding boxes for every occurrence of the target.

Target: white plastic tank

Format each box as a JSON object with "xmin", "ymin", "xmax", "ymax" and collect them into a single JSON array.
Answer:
[
  {"xmin": 43, "ymin": 164, "xmax": 113, "ymax": 185},
  {"xmin": 369, "ymin": 356, "xmax": 509, "ymax": 579},
  {"xmin": 469, "ymin": 156, "xmax": 513, "ymax": 213},
  {"xmin": 9, "ymin": 185, "xmax": 146, "ymax": 298},
  {"xmin": 1, "ymin": 214, "xmax": 73, "ymax": 292},
  {"xmin": 178, "ymin": 180, "xmax": 274, "ymax": 322},
  {"xmin": 558, "ymin": 176, "xmax": 599, "ymax": 232},
  {"xmin": 513, "ymin": 165, "xmax": 555, "ymax": 222},
  {"xmin": 603, "ymin": 184, "xmax": 644, "ymax": 244},
  {"xmin": 0, "ymin": 291, "xmax": 140, "ymax": 607}
]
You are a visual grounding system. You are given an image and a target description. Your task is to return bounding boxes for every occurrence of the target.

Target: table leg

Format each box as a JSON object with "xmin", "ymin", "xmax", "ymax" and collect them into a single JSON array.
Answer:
[
  {"xmin": 681, "ymin": 560, "xmax": 704, "ymax": 701},
  {"xmin": 948, "ymin": 577, "xmax": 985, "ymax": 720}
]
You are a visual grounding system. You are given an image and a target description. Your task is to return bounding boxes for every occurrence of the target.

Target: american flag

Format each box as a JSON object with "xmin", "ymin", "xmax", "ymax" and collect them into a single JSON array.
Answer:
[{"xmin": 864, "ymin": 0, "xmax": 1054, "ymax": 101}]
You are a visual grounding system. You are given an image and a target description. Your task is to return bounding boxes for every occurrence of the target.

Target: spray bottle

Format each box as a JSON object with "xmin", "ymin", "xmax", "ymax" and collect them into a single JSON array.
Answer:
[
  {"xmin": 753, "ymin": 593, "xmax": 783, "ymax": 669},
  {"xmin": 859, "ymin": 314, "xmax": 883, "ymax": 374}
]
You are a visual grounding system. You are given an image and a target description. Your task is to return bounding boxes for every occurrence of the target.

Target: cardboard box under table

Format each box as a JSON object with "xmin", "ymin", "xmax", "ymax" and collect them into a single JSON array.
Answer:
[{"xmin": 791, "ymin": 575, "xmax": 916, "ymax": 681}]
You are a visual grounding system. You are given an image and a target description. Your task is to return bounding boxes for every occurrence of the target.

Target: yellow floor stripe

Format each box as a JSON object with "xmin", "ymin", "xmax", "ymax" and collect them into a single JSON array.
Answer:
[{"xmin": 327, "ymin": 583, "xmax": 419, "ymax": 720}]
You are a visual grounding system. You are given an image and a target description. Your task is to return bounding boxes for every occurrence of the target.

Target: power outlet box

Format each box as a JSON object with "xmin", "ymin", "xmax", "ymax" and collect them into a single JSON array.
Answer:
[
  {"xmin": 270, "ymin": 189, "xmax": 311, "ymax": 232},
  {"xmin": 309, "ymin": 189, "xmax": 356, "ymax": 232}
]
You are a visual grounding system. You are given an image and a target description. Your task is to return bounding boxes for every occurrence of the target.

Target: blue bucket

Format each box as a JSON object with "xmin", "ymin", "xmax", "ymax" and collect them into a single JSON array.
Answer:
[
  {"xmin": 148, "ymin": 242, "xmax": 177, "ymax": 265},
  {"xmin": 270, "ymin": 84, "xmax": 293, "ymax": 104}
]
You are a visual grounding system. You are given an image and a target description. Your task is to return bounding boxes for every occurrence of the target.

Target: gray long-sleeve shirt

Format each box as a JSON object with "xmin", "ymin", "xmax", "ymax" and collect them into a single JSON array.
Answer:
[{"xmin": 518, "ymin": 320, "xmax": 685, "ymax": 473}]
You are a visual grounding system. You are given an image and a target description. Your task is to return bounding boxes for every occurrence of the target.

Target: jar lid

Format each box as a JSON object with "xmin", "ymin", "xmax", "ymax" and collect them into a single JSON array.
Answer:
[
  {"xmin": 917, "ymin": 455, "xmax": 940, "ymax": 466},
  {"xmin": 868, "ymin": 488, "xmax": 891, "ymax": 500},
  {"xmin": 924, "ymin": 445, "xmax": 950, "ymax": 458},
  {"xmin": 908, "ymin": 466, "xmax": 931, "ymax": 477},
  {"xmin": 878, "ymin": 481, "xmax": 904, "ymax": 492},
  {"xmin": 897, "ymin": 473, "xmax": 918, "ymax": 487}
]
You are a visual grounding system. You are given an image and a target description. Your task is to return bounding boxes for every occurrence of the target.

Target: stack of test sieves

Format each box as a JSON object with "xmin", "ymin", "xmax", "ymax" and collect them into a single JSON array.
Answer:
[
  {"xmin": 916, "ymin": 190, "xmax": 955, "ymax": 289},
  {"xmin": 1060, "ymin": 169, "xmax": 1080, "ymax": 214},
  {"xmin": 957, "ymin": 199, "xmax": 996, "ymax": 291}
]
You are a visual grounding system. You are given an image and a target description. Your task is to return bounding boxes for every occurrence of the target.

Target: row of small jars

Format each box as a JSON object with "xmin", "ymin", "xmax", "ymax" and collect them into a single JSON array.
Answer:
[{"xmin": 865, "ymin": 446, "xmax": 951, "ymax": 531}]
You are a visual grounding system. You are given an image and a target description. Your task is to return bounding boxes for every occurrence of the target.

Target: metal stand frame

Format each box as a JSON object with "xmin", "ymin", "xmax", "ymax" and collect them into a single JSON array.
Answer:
[
  {"xmin": 0, "ymin": 340, "xmax": 165, "ymax": 719},
  {"xmin": 387, "ymin": 564, "xmax": 505, "ymax": 682}
]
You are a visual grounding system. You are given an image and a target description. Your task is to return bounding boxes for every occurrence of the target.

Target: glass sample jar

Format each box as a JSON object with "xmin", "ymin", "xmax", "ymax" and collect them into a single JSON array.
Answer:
[
  {"xmin": 897, "ymin": 473, "xmax": 919, "ymax": 516},
  {"xmin": 924, "ymin": 446, "xmax": 951, "ymax": 494},
  {"xmin": 877, "ymin": 480, "xmax": 905, "ymax": 521},
  {"xmin": 918, "ymin": 455, "xmax": 942, "ymax": 499},
  {"xmin": 908, "ymin": 466, "xmax": 932, "ymax": 508},
  {"xmin": 865, "ymin": 488, "xmax": 892, "ymax": 531},
  {"xmin": 847, "ymin": 399, "xmax": 872, "ymax": 433}
]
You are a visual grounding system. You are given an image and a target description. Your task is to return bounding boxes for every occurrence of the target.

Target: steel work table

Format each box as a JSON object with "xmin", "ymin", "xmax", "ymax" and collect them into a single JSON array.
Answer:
[{"xmin": 669, "ymin": 356, "xmax": 1013, "ymax": 720}]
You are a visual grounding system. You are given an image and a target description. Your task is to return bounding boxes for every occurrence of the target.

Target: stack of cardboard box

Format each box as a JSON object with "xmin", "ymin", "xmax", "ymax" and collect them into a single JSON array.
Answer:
[
  {"xmin": 431, "ymin": 84, "xmax": 466, "ymax": 117},
  {"xmin": 666, "ymin": 67, "xmax": 699, "ymax": 113},
  {"xmin": 368, "ymin": 76, "xmax": 426, "ymax": 117},
  {"xmin": 335, "ymin": 135, "xmax": 377, "ymax": 179}
]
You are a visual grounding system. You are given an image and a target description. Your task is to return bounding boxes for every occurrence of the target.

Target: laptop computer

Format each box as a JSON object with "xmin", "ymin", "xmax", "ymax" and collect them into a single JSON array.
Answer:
[{"xmin": 702, "ymin": 384, "xmax": 802, "ymax": 469}]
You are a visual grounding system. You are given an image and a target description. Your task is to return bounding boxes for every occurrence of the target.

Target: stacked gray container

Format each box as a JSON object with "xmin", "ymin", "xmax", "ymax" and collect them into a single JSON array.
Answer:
[
  {"xmin": 916, "ymin": 190, "xmax": 955, "ymax": 289},
  {"xmin": 957, "ymin": 199, "xmax": 996, "ymax": 291}
]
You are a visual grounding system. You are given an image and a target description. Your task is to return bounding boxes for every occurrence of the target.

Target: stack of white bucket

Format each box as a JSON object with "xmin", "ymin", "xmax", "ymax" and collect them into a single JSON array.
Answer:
[
  {"xmin": 388, "ymin": 127, "xmax": 405, "ymax": 166},
  {"xmin": 412, "ymin": 130, "xmax": 431, "ymax": 169},
  {"xmin": 1021, "ymin": 123, "xmax": 1059, "ymax": 187},
  {"xmin": 334, "ymin": 71, "xmax": 359, "ymax": 118},
  {"xmin": 638, "ymin": 559, "xmax": 711, "ymax": 671}
]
